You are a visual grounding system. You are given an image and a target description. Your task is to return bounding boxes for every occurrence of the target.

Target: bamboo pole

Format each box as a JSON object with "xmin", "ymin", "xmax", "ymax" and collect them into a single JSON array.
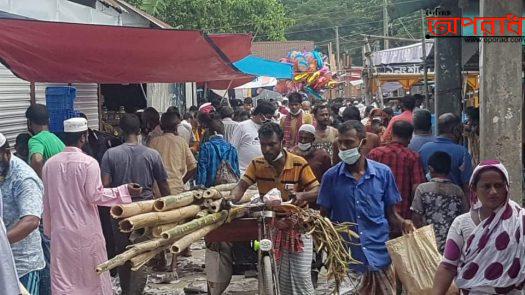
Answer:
[
  {"xmin": 161, "ymin": 211, "xmax": 228, "ymax": 240},
  {"xmin": 96, "ymin": 237, "xmax": 174, "ymax": 274},
  {"xmin": 238, "ymin": 191, "xmax": 258, "ymax": 203},
  {"xmin": 194, "ymin": 190, "xmax": 206, "ymax": 199},
  {"xmin": 151, "ymin": 223, "xmax": 179, "ymax": 238},
  {"xmin": 212, "ymin": 183, "xmax": 237, "ymax": 192},
  {"xmin": 170, "ymin": 222, "xmax": 222, "ymax": 254},
  {"xmin": 111, "ymin": 200, "xmax": 156, "ymax": 219},
  {"xmin": 202, "ymin": 188, "xmax": 224, "ymax": 200},
  {"xmin": 196, "ymin": 210, "xmax": 209, "ymax": 218},
  {"xmin": 119, "ymin": 205, "xmax": 201, "ymax": 233},
  {"xmin": 207, "ymin": 199, "xmax": 223, "ymax": 213},
  {"xmin": 130, "ymin": 227, "xmax": 152, "ymax": 241},
  {"xmin": 130, "ymin": 246, "xmax": 168, "ymax": 271},
  {"xmin": 153, "ymin": 192, "xmax": 195, "ymax": 212}
]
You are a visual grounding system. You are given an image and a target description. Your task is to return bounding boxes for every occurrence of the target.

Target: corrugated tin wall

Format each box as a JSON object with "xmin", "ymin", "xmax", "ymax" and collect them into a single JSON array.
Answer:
[
  {"xmin": 0, "ymin": 64, "xmax": 31, "ymax": 143},
  {"xmin": 35, "ymin": 83, "xmax": 99, "ymax": 130}
]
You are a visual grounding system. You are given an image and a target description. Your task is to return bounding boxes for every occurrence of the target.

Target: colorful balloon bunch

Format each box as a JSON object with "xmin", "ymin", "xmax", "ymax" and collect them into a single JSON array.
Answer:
[{"xmin": 275, "ymin": 50, "xmax": 338, "ymax": 97}]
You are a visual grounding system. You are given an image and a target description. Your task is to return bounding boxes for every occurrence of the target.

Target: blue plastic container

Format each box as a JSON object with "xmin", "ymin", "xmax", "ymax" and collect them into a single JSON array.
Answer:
[
  {"xmin": 48, "ymin": 109, "xmax": 80, "ymax": 132},
  {"xmin": 45, "ymin": 86, "xmax": 77, "ymax": 112}
]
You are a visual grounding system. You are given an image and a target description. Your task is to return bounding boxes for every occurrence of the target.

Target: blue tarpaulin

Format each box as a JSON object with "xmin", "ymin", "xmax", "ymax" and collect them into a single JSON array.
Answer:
[{"xmin": 233, "ymin": 55, "xmax": 293, "ymax": 79}]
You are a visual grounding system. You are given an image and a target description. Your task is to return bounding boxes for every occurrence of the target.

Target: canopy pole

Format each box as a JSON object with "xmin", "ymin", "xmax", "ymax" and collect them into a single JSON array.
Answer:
[
  {"xmin": 222, "ymin": 80, "xmax": 233, "ymax": 107},
  {"xmin": 421, "ymin": 10, "xmax": 430, "ymax": 109},
  {"xmin": 204, "ymin": 82, "xmax": 208, "ymax": 102}
]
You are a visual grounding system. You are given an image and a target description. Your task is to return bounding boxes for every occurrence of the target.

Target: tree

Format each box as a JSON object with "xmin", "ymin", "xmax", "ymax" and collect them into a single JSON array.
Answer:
[{"xmin": 127, "ymin": 0, "xmax": 292, "ymax": 41}]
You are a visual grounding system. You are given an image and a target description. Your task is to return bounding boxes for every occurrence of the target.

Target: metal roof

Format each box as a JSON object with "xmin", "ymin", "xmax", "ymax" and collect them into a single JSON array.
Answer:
[{"xmin": 251, "ymin": 41, "xmax": 315, "ymax": 61}]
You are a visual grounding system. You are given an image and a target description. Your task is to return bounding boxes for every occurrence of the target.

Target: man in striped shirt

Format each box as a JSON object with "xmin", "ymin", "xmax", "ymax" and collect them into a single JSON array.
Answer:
[{"xmin": 230, "ymin": 122, "xmax": 319, "ymax": 295}]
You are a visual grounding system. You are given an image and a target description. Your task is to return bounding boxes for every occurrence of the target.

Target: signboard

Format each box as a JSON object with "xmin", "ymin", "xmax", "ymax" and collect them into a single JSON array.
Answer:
[{"xmin": 375, "ymin": 63, "xmax": 435, "ymax": 74}]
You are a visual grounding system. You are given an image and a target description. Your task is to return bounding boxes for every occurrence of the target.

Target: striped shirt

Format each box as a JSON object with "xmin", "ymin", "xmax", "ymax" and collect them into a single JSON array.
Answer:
[{"xmin": 242, "ymin": 151, "xmax": 319, "ymax": 201}]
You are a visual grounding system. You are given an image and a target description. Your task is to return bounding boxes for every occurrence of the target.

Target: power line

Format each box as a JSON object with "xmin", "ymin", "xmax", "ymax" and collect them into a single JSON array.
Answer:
[
  {"xmin": 256, "ymin": 12, "xmax": 420, "ymax": 39},
  {"xmin": 207, "ymin": 0, "xmax": 426, "ymax": 33}
]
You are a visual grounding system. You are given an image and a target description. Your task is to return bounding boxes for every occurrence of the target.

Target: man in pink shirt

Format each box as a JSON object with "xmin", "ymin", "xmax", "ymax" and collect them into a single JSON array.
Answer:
[
  {"xmin": 42, "ymin": 118, "xmax": 142, "ymax": 295},
  {"xmin": 381, "ymin": 95, "xmax": 416, "ymax": 144}
]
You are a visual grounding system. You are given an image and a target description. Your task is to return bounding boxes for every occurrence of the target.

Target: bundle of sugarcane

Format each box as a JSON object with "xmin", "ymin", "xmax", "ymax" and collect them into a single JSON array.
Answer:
[
  {"xmin": 96, "ymin": 184, "xmax": 255, "ymax": 274},
  {"xmin": 272, "ymin": 203, "xmax": 359, "ymax": 294}
]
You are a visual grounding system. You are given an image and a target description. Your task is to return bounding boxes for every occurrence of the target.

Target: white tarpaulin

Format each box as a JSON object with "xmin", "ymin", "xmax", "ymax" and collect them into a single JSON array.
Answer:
[
  {"xmin": 350, "ymin": 79, "xmax": 363, "ymax": 86},
  {"xmin": 235, "ymin": 76, "xmax": 277, "ymax": 89},
  {"xmin": 371, "ymin": 40, "xmax": 433, "ymax": 65}
]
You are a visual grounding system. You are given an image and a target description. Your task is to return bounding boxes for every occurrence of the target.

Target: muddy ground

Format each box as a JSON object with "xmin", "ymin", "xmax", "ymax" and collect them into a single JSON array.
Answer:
[{"xmin": 112, "ymin": 240, "xmax": 357, "ymax": 295}]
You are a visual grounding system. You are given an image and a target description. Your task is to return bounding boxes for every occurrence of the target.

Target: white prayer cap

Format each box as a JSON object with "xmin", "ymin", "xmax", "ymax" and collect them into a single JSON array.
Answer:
[
  {"xmin": 64, "ymin": 118, "xmax": 88, "ymax": 133},
  {"xmin": 0, "ymin": 133, "xmax": 6, "ymax": 147},
  {"xmin": 298, "ymin": 124, "xmax": 316, "ymax": 135}
]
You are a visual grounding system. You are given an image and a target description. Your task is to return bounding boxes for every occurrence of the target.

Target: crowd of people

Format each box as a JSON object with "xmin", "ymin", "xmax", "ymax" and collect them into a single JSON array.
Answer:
[{"xmin": 1, "ymin": 90, "xmax": 520, "ymax": 295}]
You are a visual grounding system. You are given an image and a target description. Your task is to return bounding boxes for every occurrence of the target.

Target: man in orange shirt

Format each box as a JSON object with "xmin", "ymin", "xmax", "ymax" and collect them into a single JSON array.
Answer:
[{"xmin": 381, "ymin": 95, "xmax": 416, "ymax": 144}]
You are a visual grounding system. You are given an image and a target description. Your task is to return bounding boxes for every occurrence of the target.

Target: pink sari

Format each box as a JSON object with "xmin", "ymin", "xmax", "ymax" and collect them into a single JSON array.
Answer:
[{"xmin": 441, "ymin": 160, "xmax": 525, "ymax": 294}]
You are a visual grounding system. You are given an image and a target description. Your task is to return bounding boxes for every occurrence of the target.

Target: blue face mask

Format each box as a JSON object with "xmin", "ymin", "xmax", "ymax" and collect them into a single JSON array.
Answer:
[{"xmin": 338, "ymin": 139, "xmax": 364, "ymax": 165}]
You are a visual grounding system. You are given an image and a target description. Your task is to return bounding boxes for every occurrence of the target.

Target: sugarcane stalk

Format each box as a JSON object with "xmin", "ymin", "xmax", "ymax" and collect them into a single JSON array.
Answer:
[
  {"xmin": 161, "ymin": 211, "xmax": 228, "ymax": 240},
  {"xmin": 154, "ymin": 192, "xmax": 195, "ymax": 211},
  {"xmin": 130, "ymin": 246, "xmax": 169, "ymax": 271},
  {"xmin": 119, "ymin": 205, "xmax": 201, "ymax": 233},
  {"xmin": 151, "ymin": 223, "xmax": 179, "ymax": 238},
  {"xmin": 207, "ymin": 199, "xmax": 223, "ymax": 213},
  {"xmin": 170, "ymin": 222, "xmax": 222, "ymax": 254},
  {"xmin": 96, "ymin": 237, "xmax": 174, "ymax": 274},
  {"xmin": 111, "ymin": 200, "xmax": 156, "ymax": 219}
]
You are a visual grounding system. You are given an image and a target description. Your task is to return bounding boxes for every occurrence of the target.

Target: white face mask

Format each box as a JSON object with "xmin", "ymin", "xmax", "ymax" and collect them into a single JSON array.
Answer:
[
  {"xmin": 273, "ymin": 151, "xmax": 284, "ymax": 162},
  {"xmin": 297, "ymin": 142, "xmax": 312, "ymax": 151},
  {"xmin": 290, "ymin": 109, "xmax": 302, "ymax": 116},
  {"xmin": 338, "ymin": 139, "xmax": 364, "ymax": 165}
]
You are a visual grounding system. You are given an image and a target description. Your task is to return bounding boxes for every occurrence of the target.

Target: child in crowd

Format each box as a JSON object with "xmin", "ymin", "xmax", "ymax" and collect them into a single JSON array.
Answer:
[{"xmin": 411, "ymin": 151, "xmax": 467, "ymax": 253}]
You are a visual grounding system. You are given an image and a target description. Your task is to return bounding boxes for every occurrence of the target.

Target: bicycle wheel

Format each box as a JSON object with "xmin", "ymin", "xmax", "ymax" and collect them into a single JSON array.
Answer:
[{"xmin": 261, "ymin": 255, "xmax": 275, "ymax": 295}]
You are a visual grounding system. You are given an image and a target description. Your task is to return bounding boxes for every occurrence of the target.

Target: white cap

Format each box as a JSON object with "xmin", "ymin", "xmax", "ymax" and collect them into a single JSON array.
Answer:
[
  {"xmin": 0, "ymin": 132, "xmax": 6, "ymax": 147},
  {"xmin": 298, "ymin": 124, "xmax": 316, "ymax": 135},
  {"xmin": 64, "ymin": 118, "xmax": 88, "ymax": 133}
]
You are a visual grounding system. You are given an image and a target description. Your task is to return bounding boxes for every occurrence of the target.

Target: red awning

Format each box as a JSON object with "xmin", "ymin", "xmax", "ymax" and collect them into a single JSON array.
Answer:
[
  {"xmin": 204, "ymin": 34, "xmax": 254, "ymax": 89},
  {"xmin": 0, "ymin": 18, "xmax": 253, "ymax": 83},
  {"xmin": 209, "ymin": 34, "xmax": 252, "ymax": 63}
]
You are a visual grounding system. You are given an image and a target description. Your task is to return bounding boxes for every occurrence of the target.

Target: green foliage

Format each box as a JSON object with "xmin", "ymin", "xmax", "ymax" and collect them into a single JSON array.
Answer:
[{"xmin": 126, "ymin": 0, "xmax": 291, "ymax": 41}]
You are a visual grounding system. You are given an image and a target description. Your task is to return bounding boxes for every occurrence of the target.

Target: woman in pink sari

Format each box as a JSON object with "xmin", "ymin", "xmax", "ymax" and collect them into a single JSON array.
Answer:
[{"xmin": 432, "ymin": 160, "xmax": 525, "ymax": 294}]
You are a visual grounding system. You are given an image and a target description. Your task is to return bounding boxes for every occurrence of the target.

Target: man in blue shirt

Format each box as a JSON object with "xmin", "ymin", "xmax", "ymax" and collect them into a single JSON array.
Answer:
[
  {"xmin": 0, "ymin": 132, "xmax": 45, "ymax": 294},
  {"xmin": 317, "ymin": 121, "xmax": 414, "ymax": 294},
  {"xmin": 408, "ymin": 109, "xmax": 435, "ymax": 152},
  {"xmin": 418, "ymin": 113, "xmax": 473, "ymax": 195}
]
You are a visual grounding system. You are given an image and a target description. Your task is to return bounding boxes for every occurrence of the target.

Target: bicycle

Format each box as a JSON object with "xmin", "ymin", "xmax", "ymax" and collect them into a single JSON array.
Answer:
[{"xmin": 222, "ymin": 200, "xmax": 280, "ymax": 295}]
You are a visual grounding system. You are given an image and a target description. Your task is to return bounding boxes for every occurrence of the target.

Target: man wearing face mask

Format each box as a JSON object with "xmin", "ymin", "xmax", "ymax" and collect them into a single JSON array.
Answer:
[
  {"xmin": 231, "ymin": 101, "xmax": 276, "ymax": 175},
  {"xmin": 280, "ymin": 92, "xmax": 313, "ymax": 149},
  {"xmin": 230, "ymin": 122, "xmax": 319, "ymax": 294},
  {"xmin": 317, "ymin": 120, "xmax": 415, "ymax": 294},
  {"xmin": 291, "ymin": 124, "xmax": 331, "ymax": 184},
  {"xmin": 419, "ymin": 113, "xmax": 473, "ymax": 197},
  {"xmin": 0, "ymin": 132, "xmax": 45, "ymax": 294}
]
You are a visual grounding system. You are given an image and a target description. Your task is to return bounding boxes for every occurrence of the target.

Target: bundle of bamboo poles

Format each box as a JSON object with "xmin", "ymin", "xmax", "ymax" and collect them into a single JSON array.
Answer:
[{"xmin": 96, "ymin": 183, "xmax": 256, "ymax": 275}]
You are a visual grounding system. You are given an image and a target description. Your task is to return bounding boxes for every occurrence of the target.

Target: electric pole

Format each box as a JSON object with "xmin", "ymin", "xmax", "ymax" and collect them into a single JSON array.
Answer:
[
  {"xmin": 335, "ymin": 26, "xmax": 341, "ymax": 73},
  {"xmin": 383, "ymin": 0, "xmax": 389, "ymax": 49}
]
